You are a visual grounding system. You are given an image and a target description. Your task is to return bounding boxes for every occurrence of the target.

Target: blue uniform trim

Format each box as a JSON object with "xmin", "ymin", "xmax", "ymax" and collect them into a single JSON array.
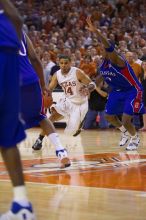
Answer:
[{"xmin": 11, "ymin": 202, "xmax": 33, "ymax": 214}]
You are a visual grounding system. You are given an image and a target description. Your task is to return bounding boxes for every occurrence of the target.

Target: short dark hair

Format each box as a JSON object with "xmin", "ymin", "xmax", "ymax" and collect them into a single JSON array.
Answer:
[{"xmin": 58, "ymin": 54, "xmax": 71, "ymax": 61}]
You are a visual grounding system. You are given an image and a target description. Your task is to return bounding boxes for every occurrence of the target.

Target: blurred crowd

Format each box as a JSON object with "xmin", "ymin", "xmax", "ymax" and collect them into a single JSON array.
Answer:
[{"xmin": 15, "ymin": 0, "xmax": 146, "ymax": 129}]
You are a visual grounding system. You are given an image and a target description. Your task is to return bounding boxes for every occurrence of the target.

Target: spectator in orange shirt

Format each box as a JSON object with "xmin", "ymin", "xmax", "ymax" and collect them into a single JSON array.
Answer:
[
  {"xmin": 79, "ymin": 54, "xmax": 97, "ymax": 78},
  {"xmin": 125, "ymin": 51, "xmax": 142, "ymax": 80}
]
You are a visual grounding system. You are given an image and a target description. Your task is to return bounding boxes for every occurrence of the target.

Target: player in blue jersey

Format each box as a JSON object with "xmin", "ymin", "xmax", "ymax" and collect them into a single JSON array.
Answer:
[
  {"xmin": 0, "ymin": 1, "xmax": 35, "ymax": 220},
  {"xmin": 19, "ymin": 31, "xmax": 70, "ymax": 168},
  {"xmin": 86, "ymin": 16, "xmax": 144, "ymax": 151}
]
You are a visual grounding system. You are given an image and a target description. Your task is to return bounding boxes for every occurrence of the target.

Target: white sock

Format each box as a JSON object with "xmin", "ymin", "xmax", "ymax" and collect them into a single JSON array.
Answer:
[
  {"xmin": 131, "ymin": 133, "xmax": 138, "ymax": 139},
  {"xmin": 119, "ymin": 125, "xmax": 127, "ymax": 133},
  {"xmin": 48, "ymin": 133, "xmax": 64, "ymax": 151},
  {"xmin": 13, "ymin": 186, "xmax": 29, "ymax": 206}
]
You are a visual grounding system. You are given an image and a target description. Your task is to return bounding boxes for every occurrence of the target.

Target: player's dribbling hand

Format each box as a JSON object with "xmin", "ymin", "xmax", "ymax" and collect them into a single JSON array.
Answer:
[{"xmin": 43, "ymin": 93, "xmax": 53, "ymax": 108}]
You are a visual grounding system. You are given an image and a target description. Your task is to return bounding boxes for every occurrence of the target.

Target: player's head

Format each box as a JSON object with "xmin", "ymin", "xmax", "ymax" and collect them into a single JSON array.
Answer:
[
  {"xmin": 58, "ymin": 55, "xmax": 71, "ymax": 74},
  {"xmin": 125, "ymin": 51, "xmax": 134, "ymax": 64}
]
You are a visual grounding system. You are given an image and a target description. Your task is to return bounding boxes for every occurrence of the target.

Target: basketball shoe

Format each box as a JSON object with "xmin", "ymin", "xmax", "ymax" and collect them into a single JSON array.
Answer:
[
  {"xmin": 56, "ymin": 149, "xmax": 71, "ymax": 168},
  {"xmin": 126, "ymin": 134, "xmax": 140, "ymax": 151},
  {"xmin": 32, "ymin": 138, "xmax": 42, "ymax": 150},
  {"xmin": 119, "ymin": 130, "xmax": 130, "ymax": 147},
  {"xmin": 0, "ymin": 201, "xmax": 35, "ymax": 220}
]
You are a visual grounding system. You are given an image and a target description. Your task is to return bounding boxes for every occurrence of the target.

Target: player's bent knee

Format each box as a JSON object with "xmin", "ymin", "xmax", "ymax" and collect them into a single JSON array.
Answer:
[
  {"xmin": 122, "ymin": 118, "xmax": 132, "ymax": 127},
  {"xmin": 105, "ymin": 114, "xmax": 115, "ymax": 123}
]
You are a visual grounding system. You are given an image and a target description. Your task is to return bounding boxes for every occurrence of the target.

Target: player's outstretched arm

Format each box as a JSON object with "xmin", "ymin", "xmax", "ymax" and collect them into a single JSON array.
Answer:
[
  {"xmin": 0, "ymin": 0, "xmax": 22, "ymax": 39},
  {"xmin": 77, "ymin": 69, "xmax": 96, "ymax": 95},
  {"xmin": 86, "ymin": 16, "xmax": 125, "ymax": 68}
]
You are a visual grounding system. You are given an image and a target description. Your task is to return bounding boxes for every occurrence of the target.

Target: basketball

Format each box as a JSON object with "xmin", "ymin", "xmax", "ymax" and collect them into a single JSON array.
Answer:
[{"xmin": 43, "ymin": 94, "xmax": 53, "ymax": 108}]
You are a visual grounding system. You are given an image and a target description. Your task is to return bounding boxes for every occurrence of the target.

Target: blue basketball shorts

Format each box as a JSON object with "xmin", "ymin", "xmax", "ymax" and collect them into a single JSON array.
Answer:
[
  {"xmin": 0, "ymin": 50, "xmax": 26, "ymax": 147},
  {"xmin": 105, "ymin": 88, "xmax": 145, "ymax": 116},
  {"xmin": 20, "ymin": 82, "xmax": 46, "ymax": 129}
]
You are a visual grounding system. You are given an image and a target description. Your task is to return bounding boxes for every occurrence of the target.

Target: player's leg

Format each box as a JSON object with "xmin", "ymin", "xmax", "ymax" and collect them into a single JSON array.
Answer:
[
  {"xmin": 31, "ymin": 101, "xmax": 63, "ymax": 149},
  {"xmin": 0, "ymin": 147, "xmax": 35, "ymax": 220},
  {"xmin": 123, "ymin": 89, "xmax": 144, "ymax": 150},
  {"xmin": 31, "ymin": 93, "xmax": 71, "ymax": 168},
  {"xmin": 105, "ymin": 90, "xmax": 130, "ymax": 146},
  {"xmin": 39, "ymin": 117, "xmax": 71, "ymax": 168},
  {"xmin": 32, "ymin": 108, "xmax": 63, "ymax": 150},
  {"xmin": 0, "ymin": 52, "xmax": 35, "ymax": 219},
  {"xmin": 121, "ymin": 113, "xmax": 140, "ymax": 150},
  {"xmin": 73, "ymin": 101, "xmax": 88, "ymax": 136},
  {"xmin": 47, "ymin": 107, "xmax": 70, "ymax": 168},
  {"xmin": 64, "ymin": 102, "xmax": 87, "ymax": 136}
]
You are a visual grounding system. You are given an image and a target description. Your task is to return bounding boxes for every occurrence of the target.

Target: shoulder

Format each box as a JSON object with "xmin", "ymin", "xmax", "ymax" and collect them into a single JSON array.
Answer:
[{"xmin": 76, "ymin": 67, "xmax": 84, "ymax": 74}]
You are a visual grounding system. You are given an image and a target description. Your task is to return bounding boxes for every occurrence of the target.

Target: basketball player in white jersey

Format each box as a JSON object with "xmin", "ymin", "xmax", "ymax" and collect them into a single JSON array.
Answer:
[{"xmin": 32, "ymin": 54, "xmax": 96, "ymax": 150}]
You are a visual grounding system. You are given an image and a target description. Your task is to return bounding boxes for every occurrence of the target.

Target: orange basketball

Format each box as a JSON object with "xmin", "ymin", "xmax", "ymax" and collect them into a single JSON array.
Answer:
[{"xmin": 43, "ymin": 94, "xmax": 53, "ymax": 108}]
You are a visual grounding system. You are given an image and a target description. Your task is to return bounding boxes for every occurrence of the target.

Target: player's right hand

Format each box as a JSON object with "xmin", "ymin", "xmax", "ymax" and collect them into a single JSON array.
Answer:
[{"xmin": 79, "ymin": 85, "xmax": 90, "ymax": 96}]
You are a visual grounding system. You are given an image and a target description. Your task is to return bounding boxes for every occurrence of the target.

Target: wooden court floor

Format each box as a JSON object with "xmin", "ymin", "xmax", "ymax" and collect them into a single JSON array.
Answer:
[{"xmin": 1, "ymin": 128, "xmax": 146, "ymax": 220}]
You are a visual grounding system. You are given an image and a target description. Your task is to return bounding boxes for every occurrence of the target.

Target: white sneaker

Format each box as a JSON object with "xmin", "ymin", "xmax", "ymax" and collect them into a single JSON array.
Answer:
[
  {"xmin": 126, "ymin": 135, "xmax": 140, "ymax": 151},
  {"xmin": 119, "ymin": 131, "xmax": 130, "ymax": 146},
  {"xmin": 56, "ymin": 149, "xmax": 71, "ymax": 168},
  {"xmin": 0, "ymin": 201, "xmax": 36, "ymax": 220}
]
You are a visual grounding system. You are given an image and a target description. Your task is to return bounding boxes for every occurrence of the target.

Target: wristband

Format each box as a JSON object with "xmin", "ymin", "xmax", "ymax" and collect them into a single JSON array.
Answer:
[
  {"xmin": 105, "ymin": 44, "xmax": 115, "ymax": 52},
  {"xmin": 88, "ymin": 82, "xmax": 96, "ymax": 91}
]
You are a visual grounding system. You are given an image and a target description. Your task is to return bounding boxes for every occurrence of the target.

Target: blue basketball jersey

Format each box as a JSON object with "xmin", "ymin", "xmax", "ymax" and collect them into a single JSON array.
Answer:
[
  {"xmin": 100, "ymin": 58, "xmax": 142, "ymax": 91},
  {"xmin": 19, "ymin": 32, "xmax": 39, "ymax": 86},
  {"xmin": 100, "ymin": 58, "xmax": 144, "ymax": 115},
  {"xmin": 0, "ymin": 10, "xmax": 20, "ymax": 49}
]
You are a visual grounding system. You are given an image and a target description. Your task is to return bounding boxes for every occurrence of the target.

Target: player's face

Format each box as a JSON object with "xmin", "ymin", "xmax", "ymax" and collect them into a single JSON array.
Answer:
[{"xmin": 59, "ymin": 58, "xmax": 71, "ymax": 74}]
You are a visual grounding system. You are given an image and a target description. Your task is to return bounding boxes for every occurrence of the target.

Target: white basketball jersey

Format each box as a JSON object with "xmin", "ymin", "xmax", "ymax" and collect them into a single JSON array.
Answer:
[{"xmin": 56, "ymin": 67, "xmax": 88, "ymax": 104}]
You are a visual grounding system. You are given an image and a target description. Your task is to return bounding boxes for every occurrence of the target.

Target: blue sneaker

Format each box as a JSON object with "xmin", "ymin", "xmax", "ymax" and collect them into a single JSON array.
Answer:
[
  {"xmin": 0, "ymin": 201, "xmax": 36, "ymax": 220},
  {"xmin": 56, "ymin": 149, "xmax": 71, "ymax": 168}
]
